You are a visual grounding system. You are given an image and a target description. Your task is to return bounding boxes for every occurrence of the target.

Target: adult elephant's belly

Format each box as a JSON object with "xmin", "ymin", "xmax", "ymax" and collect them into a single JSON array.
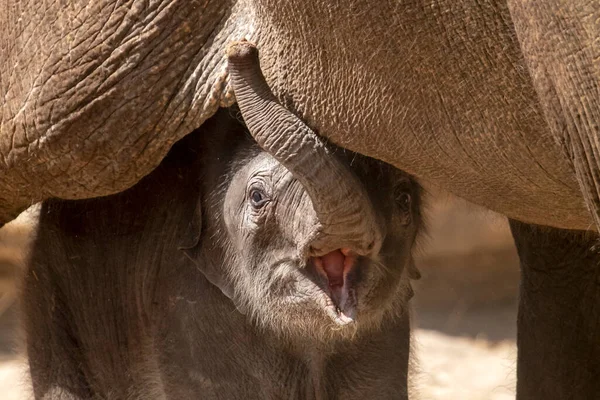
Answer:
[{"xmin": 252, "ymin": 0, "xmax": 592, "ymax": 230}]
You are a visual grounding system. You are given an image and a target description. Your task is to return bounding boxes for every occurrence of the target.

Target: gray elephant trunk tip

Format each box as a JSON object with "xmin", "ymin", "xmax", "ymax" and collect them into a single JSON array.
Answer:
[{"xmin": 226, "ymin": 40, "xmax": 259, "ymax": 64}]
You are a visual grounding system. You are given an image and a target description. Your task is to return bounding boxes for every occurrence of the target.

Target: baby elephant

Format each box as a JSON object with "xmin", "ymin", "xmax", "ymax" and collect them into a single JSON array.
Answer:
[{"xmin": 22, "ymin": 45, "xmax": 421, "ymax": 400}]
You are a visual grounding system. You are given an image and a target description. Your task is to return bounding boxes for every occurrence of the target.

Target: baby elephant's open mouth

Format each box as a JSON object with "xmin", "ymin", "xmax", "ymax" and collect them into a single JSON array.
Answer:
[{"xmin": 311, "ymin": 248, "xmax": 360, "ymax": 324}]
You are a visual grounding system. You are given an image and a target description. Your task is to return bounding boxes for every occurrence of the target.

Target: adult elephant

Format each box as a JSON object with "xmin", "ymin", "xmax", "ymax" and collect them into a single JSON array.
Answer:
[{"xmin": 2, "ymin": 0, "xmax": 599, "ymax": 398}]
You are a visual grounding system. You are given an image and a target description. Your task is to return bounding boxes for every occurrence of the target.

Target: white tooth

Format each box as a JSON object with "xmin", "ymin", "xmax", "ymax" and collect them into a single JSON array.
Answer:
[
  {"xmin": 339, "ymin": 309, "xmax": 356, "ymax": 324},
  {"xmin": 326, "ymin": 305, "xmax": 340, "ymax": 322}
]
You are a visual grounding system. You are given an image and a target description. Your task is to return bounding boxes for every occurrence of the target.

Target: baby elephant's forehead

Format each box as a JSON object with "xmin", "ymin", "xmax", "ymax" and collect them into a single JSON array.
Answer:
[
  {"xmin": 244, "ymin": 152, "xmax": 295, "ymax": 183},
  {"xmin": 247, "ymin": 152, "xmax": 279, "ymax": 172}
]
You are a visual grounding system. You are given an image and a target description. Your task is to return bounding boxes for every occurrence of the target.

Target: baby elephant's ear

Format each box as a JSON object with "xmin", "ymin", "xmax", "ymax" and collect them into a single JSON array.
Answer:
[
  {"xmin": 177, "ymin": 199, "xmax": 238, "ymax": 303},
  {"xmin": 178, "ymin": 197, "xmax": 202, "ymax": 251}
]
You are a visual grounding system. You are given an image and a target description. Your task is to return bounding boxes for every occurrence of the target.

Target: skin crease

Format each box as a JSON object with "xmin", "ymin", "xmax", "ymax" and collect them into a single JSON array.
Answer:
[{"xmin": 23, "ymin": 107, "xmax": 420, "ymax": 399}]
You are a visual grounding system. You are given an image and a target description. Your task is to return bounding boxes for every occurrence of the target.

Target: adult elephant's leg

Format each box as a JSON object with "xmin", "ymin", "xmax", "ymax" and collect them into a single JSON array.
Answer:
[{"xmin": 509, "ymin": 220, "xmax": 600, "ymax": 399}]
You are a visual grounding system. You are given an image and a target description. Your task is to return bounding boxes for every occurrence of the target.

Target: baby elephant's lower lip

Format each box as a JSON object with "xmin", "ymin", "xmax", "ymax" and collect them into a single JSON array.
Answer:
[{"xmin": 311, "ymin": 249, "xmax": 359, "ymax": 322}]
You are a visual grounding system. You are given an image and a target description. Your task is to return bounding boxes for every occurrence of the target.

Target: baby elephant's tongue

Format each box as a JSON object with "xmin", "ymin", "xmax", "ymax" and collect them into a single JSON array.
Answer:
[{"xmin": 321, "ymin": 249, "xmax": 345, "ymax": 287}]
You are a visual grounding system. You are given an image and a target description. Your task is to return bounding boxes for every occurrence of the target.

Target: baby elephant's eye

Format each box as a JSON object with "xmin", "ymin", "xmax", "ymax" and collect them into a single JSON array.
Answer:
[
  {"xmin": 395, "ymin": 191, "xmax": 412, "ymax": 225},
  {"xmin": 396, "ymin": 193, "xmax": 411, "ymax": 206},
  {"xmin": 249, "ymin": 188, "xmax": 269, "ymax": 209}
]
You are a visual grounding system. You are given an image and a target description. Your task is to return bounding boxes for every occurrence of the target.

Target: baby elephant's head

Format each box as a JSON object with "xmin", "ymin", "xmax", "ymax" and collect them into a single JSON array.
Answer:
[
  {"xmin": 186, "ymin": 41, "xmax": 421, "ymax": 343},
  {"xmin": 216, "ymin": 142, "xmax": 420, "ymax": 343}
]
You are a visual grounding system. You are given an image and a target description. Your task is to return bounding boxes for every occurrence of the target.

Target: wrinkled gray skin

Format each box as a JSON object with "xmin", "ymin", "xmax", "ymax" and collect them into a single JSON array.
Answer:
[
  {"xmin": 24, "ymin": 106, "xmax": 420, "ymax": 399},
  {"xmin": 1, "ymin": 1, "xmax": 598, "ymax": 231},
  {"xmin": 4, "ymin": 1, "xmax": 600, "ymax": 398}
]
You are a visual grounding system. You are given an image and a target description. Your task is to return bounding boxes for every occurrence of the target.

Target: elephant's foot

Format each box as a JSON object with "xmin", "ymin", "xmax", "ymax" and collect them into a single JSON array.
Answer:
[{"xmin": 509, "ymin": 220, "xmax": 600, "ymax": 399}]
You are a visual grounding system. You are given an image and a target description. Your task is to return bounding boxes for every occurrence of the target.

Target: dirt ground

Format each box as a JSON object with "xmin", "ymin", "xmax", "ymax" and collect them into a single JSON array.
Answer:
[
  {"xmin": 0, "ymin": 196, "xmax": 520, "ymax": 399},
  {"xmin": 414, "ymin": 328, "xmax": 516, "ymax": 400}
]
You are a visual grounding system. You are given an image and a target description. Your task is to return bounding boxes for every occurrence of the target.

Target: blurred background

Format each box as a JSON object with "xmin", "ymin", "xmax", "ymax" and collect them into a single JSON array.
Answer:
[{"xmin": 0, "ymin": 189, "xmax": 520, "ymax": 400}]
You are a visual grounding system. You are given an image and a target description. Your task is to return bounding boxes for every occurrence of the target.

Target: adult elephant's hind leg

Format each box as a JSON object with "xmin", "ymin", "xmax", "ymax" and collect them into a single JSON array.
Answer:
[{"xmin": 510, "ymin": 220, "xmax": 600, "ymax": 399}]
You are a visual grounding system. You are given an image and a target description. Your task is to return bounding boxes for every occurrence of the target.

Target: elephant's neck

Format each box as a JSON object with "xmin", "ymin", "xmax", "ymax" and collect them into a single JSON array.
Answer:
[{"xmin": 157, "ymin": 275, "xmax": 408, "ymax": 399}]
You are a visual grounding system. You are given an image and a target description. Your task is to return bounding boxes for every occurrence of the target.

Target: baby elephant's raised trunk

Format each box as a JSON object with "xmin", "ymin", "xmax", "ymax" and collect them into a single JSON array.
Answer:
[{"xmin": 226, "ymin": 41, "xmax": 381, "ymax": 257}]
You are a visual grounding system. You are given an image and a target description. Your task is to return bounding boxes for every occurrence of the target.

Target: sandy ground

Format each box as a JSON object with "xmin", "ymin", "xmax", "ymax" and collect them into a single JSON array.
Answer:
[
  {"xmin": 0, "ymin": 358, "xmax": 31, "ymax": 400},
  {"xmin": 414, "ymin": 330, "xmax": 516, "ymax": 400}
]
